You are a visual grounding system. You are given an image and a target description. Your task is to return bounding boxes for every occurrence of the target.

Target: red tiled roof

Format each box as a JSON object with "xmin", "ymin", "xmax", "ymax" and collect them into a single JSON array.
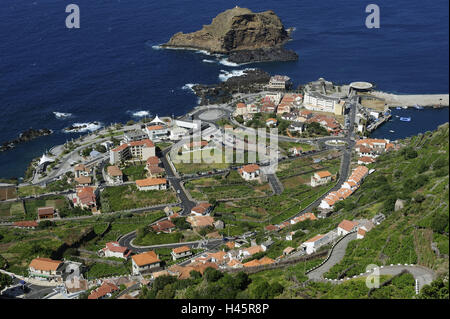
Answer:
[
  {"xmin": 338, "ymin": 220, "xmax": 358, "ymax": 232},
  {"xmin": 172, "ymin": 246, "xmax": 190, "ymax": 254},
  {"xmin": 132, "ymin": 251, "xmax": 160, "ymax": 267},
  {"xmin": 146, "ymin": 156, "xmax": 159, "ymax": 166},
  {"xmin": 241, "ymin": 164, "xmax": 260, "ymax": 173},
  {"xmin": 13, "ymin": 221, "xmax": 38, "ymax": 228},
  {"xmin": 76, "ymin": 187, "xmax": 96, "ymax": 205},
  {"xmin": 107, "ymin": 165, "xmax": 123, "ymax": 176},
  {"xmin": 135, "ymin": 178, "xmax": 167, "ymax": 187},
  {"xmin": 305, "ymin": 234, "xmax": 324, "ymax": 243},
  {"xmin": 152, "ymin": 220, "xmax": 176, "ymax": 232},
  {"xmin": 105, "ymin": 242, "xmax": 128, "ymax": 254},
  {"xmin": 88, "ymin": 282, "xmax": 119, "ymax": 300},
  {"xmin": 29, "ymin": 258, "xmax": 62, "ymax": 271},
  {"xmin": 37, "ymin": 207, "xmax": 55, "ymax": 217}
]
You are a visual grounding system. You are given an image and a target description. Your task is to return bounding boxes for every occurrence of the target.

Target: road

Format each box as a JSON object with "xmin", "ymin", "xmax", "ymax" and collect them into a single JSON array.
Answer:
[
  {"xmin": 306, "ymin": 231, "xmax": 435, "ymax": 292},
  {"xmin": 307, "ymin": 232, "xmax": 357, "ymax": 280},
  {"xmin": 160, "ymin": 148, "xmax": 197, "ymax": 214}
]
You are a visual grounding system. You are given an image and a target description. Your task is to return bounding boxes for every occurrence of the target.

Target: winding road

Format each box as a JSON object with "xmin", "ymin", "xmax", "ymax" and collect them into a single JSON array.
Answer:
[{"xmin": 306, "ymin": 232, "xmax": 435, "ymax": 292}]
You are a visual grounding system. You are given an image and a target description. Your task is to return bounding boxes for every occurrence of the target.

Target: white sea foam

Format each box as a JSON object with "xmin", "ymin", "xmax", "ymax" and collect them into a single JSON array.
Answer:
[
  {"xmin": 132, "ymin": 110, "xmax": 150, "ymax": 117},
  {"xmin": 151, "ymin": 44, "xmax": 162, "ymax": 50},
  {"xmin": 202, "ymin": 59, "xmax": 216, "ymax": 63},
  {"xmin": 64, "ymin": 122, "xmax": 102, "ymax": 133},
  {"xmin": 218, "ymin": 58, "xmax": 239, "ymax": 67},
  {"xmin": 182, "ymin": 83, "xmax": 198, "ymax": 93},
  {"xmin": 53, "ymin": 112, "xmax": 72, "ymax": 119},
  {"xmin": 218, "ymin": 68, "xmax": 255, "ymax": 82}
]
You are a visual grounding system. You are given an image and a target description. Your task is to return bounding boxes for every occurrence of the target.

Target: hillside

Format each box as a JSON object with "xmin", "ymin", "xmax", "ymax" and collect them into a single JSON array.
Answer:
[
  {"xmin": 322, "ymin": 123, "xmax": 449, "ymax": 279},
  {"xmin": 136, "ymin": 124, "xmax": 448, "ymax": 299}
]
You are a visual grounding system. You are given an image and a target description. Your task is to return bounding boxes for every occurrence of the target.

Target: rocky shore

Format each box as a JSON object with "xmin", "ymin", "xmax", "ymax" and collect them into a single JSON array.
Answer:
[
  {"xmin": 227, "ymin": 46, "xmax": 298, "ymax": 64},
  {"xmin": 0, "ymin": 128, "xmax": 52, "ymax": 152},
  {"xmin": 192, "ymin": 69, "xmax": 271, "ymax": 105},
  {"xmin": 162, "ymin": 7, "xmax": 298, "ymax": 64}
]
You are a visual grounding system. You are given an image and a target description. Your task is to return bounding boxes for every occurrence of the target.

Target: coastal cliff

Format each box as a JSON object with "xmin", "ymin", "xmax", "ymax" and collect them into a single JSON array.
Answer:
[{"xmin": 163, "ymin": 7, "xmax": 298, "ymax": 63}]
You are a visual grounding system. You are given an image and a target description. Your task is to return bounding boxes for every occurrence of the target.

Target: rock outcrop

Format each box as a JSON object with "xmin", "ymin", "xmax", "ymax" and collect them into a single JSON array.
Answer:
[
  {"xmin": 163, "ymin": 7, "xmax": 298, "ymax": 63},
  {"xmin": 1, "ymin": 128, "xmax": 53, "ymax": 152}
]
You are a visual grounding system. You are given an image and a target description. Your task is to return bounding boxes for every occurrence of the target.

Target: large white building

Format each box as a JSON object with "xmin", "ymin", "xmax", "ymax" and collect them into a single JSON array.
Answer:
[
  {"xmin": 109, "ymin": 139, "xmax": 155, "ymax": 164},
  {"xmin": 303, "ymin": 92, "xmax": 343, "ymax": 114},
  {"xmin": 266, "ymin": 75, "xmax": 291, "ymax": 90}
]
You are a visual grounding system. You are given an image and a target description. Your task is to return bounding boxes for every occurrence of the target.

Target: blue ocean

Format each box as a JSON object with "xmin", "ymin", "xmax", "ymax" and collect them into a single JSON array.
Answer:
[{"xmin": 0, "ymin": 0, "xmax": 448, "ymax": 179}]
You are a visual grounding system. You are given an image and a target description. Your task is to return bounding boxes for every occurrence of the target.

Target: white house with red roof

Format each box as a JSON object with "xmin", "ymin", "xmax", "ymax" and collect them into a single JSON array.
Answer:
[
  {"xmin": 300, "ymin": 234, "xmax": 328, "ymax": 255},
  {"xmin": 238, "ymin": 164, "xmax": 261, "ymax": 181},
  {"xmin": 171, "ymin": 246, "xmax": 192, "ymax": 261},
  {"xmin": 357, "ymin": 228, "xmax": 366, "ymax": 239},
  {"xmin": 191, "ymin": 202, "xmax": 212, "ymax": 216},
  {"xmin": 358, "ymin": 156, "xmax": 376, "ymax": 165},
  {"xmin": 300, "ymin": 230, "xmax": 338, "ymax": 255},
  {"xmin": 311, "ymin": 170, "xmax": 332, "ymax": 187},
  {"xmin": 73, "ymin": 186, "xmax": 98, "ymax": 211},
  {"xmin": 337, "ymin": 220, "xmax": 359, "ymax": 236},
  {"xmin": 99, "ymin": 242, "xmax": 131, "ymax": 260}
]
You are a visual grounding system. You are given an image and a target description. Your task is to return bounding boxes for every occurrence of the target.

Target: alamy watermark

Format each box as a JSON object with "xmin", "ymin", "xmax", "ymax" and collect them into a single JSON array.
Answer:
[
  {"xmin": 66, "ymin": 4, "xmax": 80, "ymax": 29},
  {"xmin": 169, "ymin": 120, "xmax": 279, "ymax": 174},
  {"xmin": 365, "ymin": 264, "xmax": 380, "ymax": 289},
  {"xmin": 365, "ymin": 4, "xmax": 380, "ymax": 28}
]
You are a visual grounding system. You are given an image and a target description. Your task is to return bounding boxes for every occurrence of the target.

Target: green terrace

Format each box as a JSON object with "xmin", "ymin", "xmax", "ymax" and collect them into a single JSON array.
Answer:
[
  {"xmin": 99, "ymin": 184, "xmax": 177, "ymax": 212},
  {"xmin": 321, "ymin": 123, "xmax": 449, "ymax": 279},
  {"xmin": 0, "ymin": 210, "xmax": 167, "ymax": 276},
  {"xmin": 184, "ymin": 170, "xmax": 272, "ymax": 201}
]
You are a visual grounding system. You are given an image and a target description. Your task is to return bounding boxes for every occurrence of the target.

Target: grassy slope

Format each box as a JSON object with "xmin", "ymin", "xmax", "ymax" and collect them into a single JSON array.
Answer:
[{"xmin": 323, "ymin": 123, "xmax": 449, "ymax": 279}]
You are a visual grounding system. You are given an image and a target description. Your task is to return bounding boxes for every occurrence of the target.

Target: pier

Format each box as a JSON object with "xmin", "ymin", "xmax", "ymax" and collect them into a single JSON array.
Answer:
[{"xmin": 366, "ymin": 113, "xmax": 392, "ymax": 132}]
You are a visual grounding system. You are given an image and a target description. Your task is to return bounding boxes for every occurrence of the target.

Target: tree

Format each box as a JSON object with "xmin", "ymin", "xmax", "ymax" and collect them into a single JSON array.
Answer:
[
  {"xmin": 81, "ymin": 147, "xmax": 93, "ymax": 157},
  {"xmin": 38, "ymin": 220, "xmax": 54, "ymax": 229},
  {"xmin": 173, "ymin": 217, "xmax": 190, "ymax": 230},
  {"xmin": 431, "ymin": 213, "xmax": 449, "ymax": 233},
  {"xmin": 189, "ymin": 270, "xmax": 202, "ymax": 280},
  {"xmin": 0, "ymin": 273, "xmax": 12, "ymax": 291},
  {"xmin": 156, "ymin": 284, "xmax": 176, "ymax": 299},
  {"xmin": 233, "ymin": 272, "xmax": 251, "ymax": 290},
  {"xmin": 95, "ymin": 144, "xmax": 107, "ymax": 153},
  {"xmin": 136, "ymin": 226, "xmax": 149, "ymax": 240},
  {"xmin": 204, "ymin": 267, "xmax": 223, "ymax": 283},
  {"xmin": 418, "ymin": 278, "xmax": 449, "ymax": 299},
  {"xmin": 126, "ymin": 120, "xmax": 135, "ymax": 126}
]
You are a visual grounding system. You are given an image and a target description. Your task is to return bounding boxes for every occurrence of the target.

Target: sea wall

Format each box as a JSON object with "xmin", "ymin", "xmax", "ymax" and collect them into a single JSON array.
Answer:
[{"xmin": 370, "ymin": 91, "xmax": 449, "ymax": 107}]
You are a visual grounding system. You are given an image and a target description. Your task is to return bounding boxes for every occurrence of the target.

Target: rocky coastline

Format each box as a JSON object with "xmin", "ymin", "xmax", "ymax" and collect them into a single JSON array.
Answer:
[
  {"xmin": 192, "ymin": 69, "xmax": 270, "ymax": 105},
  {"xmin": 0, "ymin": 128, "xmax": 53, "ymax": 152},
  {"xmin": 227, "ymin": 46, "xmax": 298, "ymax": 64}
]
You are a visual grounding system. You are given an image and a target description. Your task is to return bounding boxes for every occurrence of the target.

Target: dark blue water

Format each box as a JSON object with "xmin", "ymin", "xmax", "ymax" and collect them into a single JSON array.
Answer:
[
  {"xmin": 0, "ymin": 0, "xmax": 448, "ymax": 178},
  {"xmin": 370, "ymin": 107, "xmax": 449, "ymax": 140}
]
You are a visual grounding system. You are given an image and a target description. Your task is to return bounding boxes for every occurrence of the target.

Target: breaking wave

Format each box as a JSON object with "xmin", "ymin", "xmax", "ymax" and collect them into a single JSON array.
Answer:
[
  {"xmin": 63, "ymin": 122, "xmax": 102, "ymax": 133},
  {"xmin": 131, "ymin": 110, "xmax": 150, "ymax": 117},
  {"xmin": 218, "ymin": 68, "xmax": 255, "ymax": 82},
  {"xmin": 218, "ymin": 59, "xmax": 239, "ymax": 67},
  {"xmin": 182, "ymin": 83, "xmax": 198, "ymax": 93},
  {"xmin": 53, "ymin": 112, "xmax": 72, "ymax": 119}
]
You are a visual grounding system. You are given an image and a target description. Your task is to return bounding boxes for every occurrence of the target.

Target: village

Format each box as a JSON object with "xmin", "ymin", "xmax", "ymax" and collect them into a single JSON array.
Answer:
[{"xmin": 0, "ymin": 74, "xmax": 402, "ymax": 299}]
